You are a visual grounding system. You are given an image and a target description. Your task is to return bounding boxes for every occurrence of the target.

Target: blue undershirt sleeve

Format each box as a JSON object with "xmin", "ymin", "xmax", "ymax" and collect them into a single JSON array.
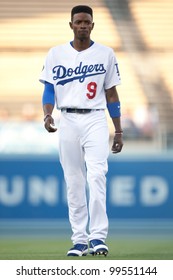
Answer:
[{"xmin": 42, "ymin": 81, "xmax": 55, "ymax": 106}]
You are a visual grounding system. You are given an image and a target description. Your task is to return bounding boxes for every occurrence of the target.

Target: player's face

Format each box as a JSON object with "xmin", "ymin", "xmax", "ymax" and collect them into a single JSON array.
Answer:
[{"xmin": 70, "ymin": 13, "xmax": 94, "ymax": 40}]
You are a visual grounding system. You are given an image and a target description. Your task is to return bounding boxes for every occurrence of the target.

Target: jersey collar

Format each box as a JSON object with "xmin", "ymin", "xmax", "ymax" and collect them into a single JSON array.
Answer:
[{"xmin": 70, "ymin": 40, "xmax": 94, "ymax": 51}]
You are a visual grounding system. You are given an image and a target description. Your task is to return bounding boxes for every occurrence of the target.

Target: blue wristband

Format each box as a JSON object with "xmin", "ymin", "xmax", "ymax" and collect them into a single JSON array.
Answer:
[
  {"xmin": 107, "ymin": 101, "xmax": 121, "ymax": 118},
  {"xmin": 42, "ymin": 81, "xmax": 55, "ymax": 106}
]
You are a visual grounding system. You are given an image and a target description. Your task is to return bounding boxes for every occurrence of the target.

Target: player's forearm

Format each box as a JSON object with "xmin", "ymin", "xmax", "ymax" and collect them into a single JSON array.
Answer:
[
  {"xmin": 106, "ymin": 87, "xmax": 123, "ymax": 132},
  {"xmin": 43, "ymin": 104, "xmax": 54, "ymax": 118},
  {"xmin": 111, "ymin": 117, "xmax": 123, "ymax": 133},
  {"xmin": 42, "ymin": 81, "xmax": 55, "ymax": 118}
]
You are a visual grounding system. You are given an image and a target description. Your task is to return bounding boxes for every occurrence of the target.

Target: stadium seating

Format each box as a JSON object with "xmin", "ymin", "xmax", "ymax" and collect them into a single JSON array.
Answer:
[
  {"xmin": 129, "ymin": 0, "xmax": 173, "ymax": 135},
  {"xmin": 130, "ymin": 0, "xmax": 173, "ymax": 50}
]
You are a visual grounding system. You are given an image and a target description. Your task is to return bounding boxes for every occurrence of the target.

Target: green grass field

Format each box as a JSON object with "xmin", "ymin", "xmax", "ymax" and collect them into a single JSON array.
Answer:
[{"xmin": 0, "ymin": 238, "xmax": 173, "ymax": 260}]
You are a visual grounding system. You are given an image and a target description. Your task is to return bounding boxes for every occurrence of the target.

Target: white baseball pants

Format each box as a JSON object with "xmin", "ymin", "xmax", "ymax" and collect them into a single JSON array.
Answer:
[{"xmin": 58, "ymin": 110, "xmax": 109, "ymax": 245}]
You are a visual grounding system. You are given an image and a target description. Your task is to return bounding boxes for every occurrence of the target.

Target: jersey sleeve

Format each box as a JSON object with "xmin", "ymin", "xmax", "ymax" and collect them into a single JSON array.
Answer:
[
  {"xmin": 39, "ymin": 49, "xmax": 54, "ymax": 85},
  {"xmin": 104, "ymin": 49, "xmax": 121, "ymax": 90}
]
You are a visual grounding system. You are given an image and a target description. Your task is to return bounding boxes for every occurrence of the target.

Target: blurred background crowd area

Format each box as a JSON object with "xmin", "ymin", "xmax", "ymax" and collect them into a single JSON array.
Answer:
[{"xmin": 0, "ymin": 0, "xmax": 173, "ymax": 154}]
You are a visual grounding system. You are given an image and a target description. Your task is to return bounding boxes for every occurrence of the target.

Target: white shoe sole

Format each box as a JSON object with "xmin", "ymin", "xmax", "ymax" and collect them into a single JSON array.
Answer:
[{"xmin": 67, "ymin": 248, "xmax": 88, "ymax": 256}]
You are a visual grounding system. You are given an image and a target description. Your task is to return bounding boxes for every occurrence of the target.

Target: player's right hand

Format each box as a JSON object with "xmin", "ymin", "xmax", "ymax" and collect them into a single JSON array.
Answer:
[{"xmin": 44, "ymin": 115, "xmax": 57, "ymax": 133}]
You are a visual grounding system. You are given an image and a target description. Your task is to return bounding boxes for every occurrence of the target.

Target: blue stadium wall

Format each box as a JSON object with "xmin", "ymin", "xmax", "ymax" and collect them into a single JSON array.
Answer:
[{"xmin": 0, "ymin": 155, "xmax": 173, "ymax": 219}]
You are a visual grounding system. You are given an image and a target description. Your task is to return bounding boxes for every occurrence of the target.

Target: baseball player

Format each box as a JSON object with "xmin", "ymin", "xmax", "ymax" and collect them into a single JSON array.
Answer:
[{"xmin": 40, "ymin": 5, "xmax": 123, "ymax": 256}]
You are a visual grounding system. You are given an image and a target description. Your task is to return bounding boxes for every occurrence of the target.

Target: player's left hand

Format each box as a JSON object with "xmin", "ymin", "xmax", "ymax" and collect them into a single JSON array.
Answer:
[{"xmin": 111, "ymin": 133, "xmax": 123, "ymax": 153}]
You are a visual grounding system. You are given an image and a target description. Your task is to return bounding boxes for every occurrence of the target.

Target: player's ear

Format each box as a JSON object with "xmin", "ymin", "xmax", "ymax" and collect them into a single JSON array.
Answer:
[
  {"xmin": 69, "ymin": 22, "xmax": 73, "ymax": 29},
  {"xmin": 91, "ymin": 22, "xmax": 94, "ymax": 30}
]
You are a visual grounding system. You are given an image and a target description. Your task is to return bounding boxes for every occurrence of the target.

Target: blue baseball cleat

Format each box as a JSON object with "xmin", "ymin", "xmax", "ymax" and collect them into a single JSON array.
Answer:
[
  {"xmin": 67, "ymin": 243, "xmax": 88, "ymax": 256},
  {"xmin": 89, "ymin": 239, "xmax": 108, "ymax": 256}
]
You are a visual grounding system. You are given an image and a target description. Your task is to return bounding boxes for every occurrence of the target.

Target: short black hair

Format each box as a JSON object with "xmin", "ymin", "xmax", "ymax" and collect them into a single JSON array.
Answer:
[{"xmin": 71, "ymin": 5, "xmax": 93, "ymax": 21}]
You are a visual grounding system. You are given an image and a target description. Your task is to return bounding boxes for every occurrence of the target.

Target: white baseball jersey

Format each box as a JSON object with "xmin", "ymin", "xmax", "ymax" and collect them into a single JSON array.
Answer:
[{"xmin": 40, "ymin": 42, "xmax": 121, "ymax": 109}]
